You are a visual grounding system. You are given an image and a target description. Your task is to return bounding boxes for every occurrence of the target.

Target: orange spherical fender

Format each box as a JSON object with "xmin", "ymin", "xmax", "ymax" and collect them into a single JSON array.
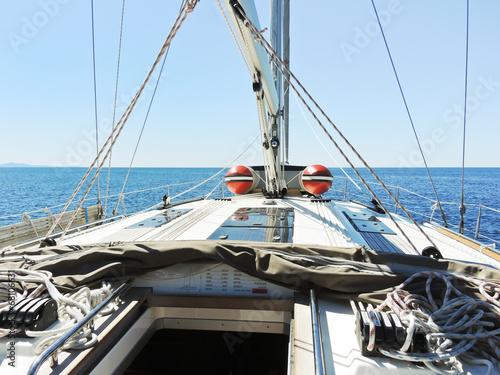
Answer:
[
  {"xmin": 300, "ymin": 164, "xmax": 333, "ymax": 195},
  {"xmin": 225, "ymin": 165, "xmax": 258, "ymax": 195}
]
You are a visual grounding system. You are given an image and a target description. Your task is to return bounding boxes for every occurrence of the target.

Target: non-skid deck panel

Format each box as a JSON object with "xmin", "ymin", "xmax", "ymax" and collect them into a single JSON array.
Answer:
[
  {"xmin": 315, "ymin": 202, "xmax": 352, "ymax": 247},
  {"xmin": 126, "ymin": 208, "xmax": 191, "ymax": 228},
  {"xmin": 360, "ymin": 232, "xmax": 403, "ymax": 254},
  {"xmin": 98, "ymin": 227, "xmax": 156, "ymax": 243}
]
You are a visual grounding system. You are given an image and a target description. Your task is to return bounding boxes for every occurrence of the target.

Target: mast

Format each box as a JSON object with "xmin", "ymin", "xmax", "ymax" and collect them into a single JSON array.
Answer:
[
  {"xmin": 282, "ymin": 0, "xmax": 290, "ymax": 164},
  {"xmin": 270, "ymin": 0, "xmax": 290, "ymax": 166},
  {"xmin": 224, "ymin": 0, "xmax": 279, "ymax": 116},
  {"xmin": 224, "ymin": 0, "xmax": 285, "ymax": 196},
  {"xmin": 270, "ymin": 0, "xmax": 284, "ymax": 191},
  {"xmin": 270, "ymin": 0, "xmax": 282, "ymax": 107}
]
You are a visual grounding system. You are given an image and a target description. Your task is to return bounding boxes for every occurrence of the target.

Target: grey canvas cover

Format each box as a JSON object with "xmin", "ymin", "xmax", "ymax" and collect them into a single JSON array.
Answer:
[{"xmin": 2, "ymin": 241, "xmax": 499, "ymax": 304}]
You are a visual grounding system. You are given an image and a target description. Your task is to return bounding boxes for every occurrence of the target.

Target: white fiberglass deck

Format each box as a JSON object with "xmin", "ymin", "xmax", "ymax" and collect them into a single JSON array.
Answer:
[
  {"xmin": 3, "ymin": 194, "xmax": 500, "ymax": 375},
  {"xmin": 60, "ymin": 195, "xmax": 500, "ymax": 269}
]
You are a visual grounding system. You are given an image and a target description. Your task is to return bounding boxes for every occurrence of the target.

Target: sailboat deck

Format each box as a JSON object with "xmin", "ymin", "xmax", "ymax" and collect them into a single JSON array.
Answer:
[
  {"xmin": 6, "ymin": 196, "xmax": 498, "ymax": 375},
  {"xmin": 59, "ymin": 195, "xmax": 500, "ymax": 269}
]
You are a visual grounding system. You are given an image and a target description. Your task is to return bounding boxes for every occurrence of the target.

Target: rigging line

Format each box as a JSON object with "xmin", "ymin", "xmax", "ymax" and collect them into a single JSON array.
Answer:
[
  {"xmin": 370, "ymin": 0, "xmax": 448, "ymax": 228},
  {"xmin": 256, "ymin": 97, "xmax": 270, "ymax": 185},
  {"xmin": 238, "ymin": 19, "xmax": 276, "ymax": 187},
  {"xmin": 104, "ymin": 132, "xmax": 261, "ymax": 217},
  {"xmin": 170, "ymin": 131, "xmax": 262, "ymax": 201},
  {"xmin": 459, "ymin": 0, "xmax": 470, "ymax": 234},
  {"xmin": 104, "ymin": 0, "xmax": 126, "ymax": 217},
  {"xmin": 205, "ymin": 177, "xmax": 224, "ymax": 199},
  {"xmin": 259, "ymin": 100, "xmax": 279, "ymax": 193},
  {"xmin": 112, "ymin": 0, "xmax": 183, "ymax": 216},
  {"xmin": 90, "ymin": 0, "xmax": 100, "ymax": 203},
  {"xmin": 238, "ymin": 8, "xmax": 436, "ymax": 249},
  {"xmin": 229, "ymin": 8, "xmax": 257, "ymax": 78},
  {"xmin": 228, "ymin": 4, "xmax": 278, "ymax": 192},
  {"xmin": 217, "ymin": 0, "xmax": 252, "ymax": 77},
  {"xmin": 255, "ymin": 96, "xmax": 275, "ymax": 189},
  {"xmin": 291, "ymin": 89, "xmax": 365, "ymax": 195},
  {"xmin": 231, "ymin": 5, "xmax": 436, "ymax": 252},
  {"xmin": 44, "ymin": 0, "xmax": 199, "ymax": 243},
  {"xmin": 253, "ymin": 76, "xmax": 275, "ymax": 192}
]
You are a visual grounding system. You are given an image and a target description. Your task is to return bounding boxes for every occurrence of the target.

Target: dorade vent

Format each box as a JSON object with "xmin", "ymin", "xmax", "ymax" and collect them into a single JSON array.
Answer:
[
  {"xmin": 299, "ymin": 164, "xmax": 333, "ymax": 195},
  {"xmin": 209, "ymin": 207, "xmax": 294, "ymax": 243},
  {"xmin": 225, "ymin": 165, "xmax": 259, "ymax": 195}
]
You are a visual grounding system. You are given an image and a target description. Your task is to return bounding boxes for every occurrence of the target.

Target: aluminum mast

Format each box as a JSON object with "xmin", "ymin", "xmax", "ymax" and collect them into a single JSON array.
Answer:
[{"xmin": 224, "ymin": 0, "xmax": 285, "ymax": 196}]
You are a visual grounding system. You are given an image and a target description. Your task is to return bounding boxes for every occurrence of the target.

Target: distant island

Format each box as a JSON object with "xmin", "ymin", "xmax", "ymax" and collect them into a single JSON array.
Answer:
[{"xmin": 0, "ymin": 162, "xmax": 48, "ymax": 168}]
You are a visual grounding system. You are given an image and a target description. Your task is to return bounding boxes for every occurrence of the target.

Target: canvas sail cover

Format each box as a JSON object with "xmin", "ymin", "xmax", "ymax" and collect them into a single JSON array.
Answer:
[{"xmin": 3, "ymin": 241, "xmax": 500, "ymax": 304}]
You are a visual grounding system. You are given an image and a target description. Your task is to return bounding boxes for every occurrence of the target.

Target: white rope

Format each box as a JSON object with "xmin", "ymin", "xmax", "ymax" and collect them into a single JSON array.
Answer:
[
  {"xmin": 216, "ymin": 0, "xmax": 252, "ymax": 77},
  {"xmin": 256, "ymin": 97, "xmax": 272, "ymax": 190},
  {"xmin": 291, "ymin": 89, "xmax": 364, "ymax": 194},
  {"xmin": 205, "ymin": 177, "xmax": 224, "ymax": 199},
  {"xmin": 256, "ymin": 95, "xmax": 277, "ymax": 193},
  {"xmin": 42, "ymin": 0, "xmax": 200, "ymax": 245},
  {"xmin": 480, "ymin": 244, "xmax": 497, "ymax": 254},
  {"xmin": 230, "ymin": 5, "xmax": 427, "ymax": 253},
  {"xmin": 167, "ymin": 131, "xmax": 262, "ymax": 202},
  {"xmin": 373, "ymin": 271, "xmax": 500, "ymax": 374},
  {"xmin": 105, "ymin": 0, "xmax": 127, "ymax": 218},
  {"xmin": 43, "ymin": 207, "xmax": 64, "ymax": 231},
  {"xmin": 22, "ymin": 212, "xmax": 39, "ymax": 237},
  {"xmin": 227, "ymin": 2, "xmax": 279, "ymax": 194},
  {"xmin": 113, "ymin": 193, "xmax": 126, "ymax": 216},
  {"xmin": 0, "ymin": 270, "xmax": 116, "ymax": 354}
]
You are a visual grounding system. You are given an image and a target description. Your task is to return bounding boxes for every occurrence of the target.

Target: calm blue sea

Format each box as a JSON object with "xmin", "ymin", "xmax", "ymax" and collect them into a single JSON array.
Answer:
[{"xmin": 0, "ymin": 167, "xmax": 498, "ymax": 244}]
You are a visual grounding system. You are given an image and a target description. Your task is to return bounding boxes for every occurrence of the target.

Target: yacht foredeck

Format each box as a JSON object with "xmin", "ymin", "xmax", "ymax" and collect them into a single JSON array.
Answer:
[
  {"xmin": 61, "ymin": 194, "xmax": 500, "ymax": 268},
  {"xmin": 2, "ymin": 195, "xmax": 499, "ymax": 375}
]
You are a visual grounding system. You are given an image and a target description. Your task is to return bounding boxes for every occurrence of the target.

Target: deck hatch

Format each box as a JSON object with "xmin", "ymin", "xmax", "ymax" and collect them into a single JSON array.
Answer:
[
  {"xmin": 126, "ymin": 208, "xmax": 191, "ymax": 228},
  {"xmin": 350, "ymin": 219, "xmax": 395, "ymax": 234},
  {"xmin": 220, "ymin": 207, "xmax": 294, "ymax": 228},
  {"xmin": 343, "ymin": 210, "xmax": 372, "ymax": 221},
  {"xmin": 209, "ymin": 207, "xmax": 294, "ymax": 243}
]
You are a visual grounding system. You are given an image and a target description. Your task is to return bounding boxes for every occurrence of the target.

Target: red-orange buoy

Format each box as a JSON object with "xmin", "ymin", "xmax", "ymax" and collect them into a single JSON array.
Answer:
[
  {"xmin": 225, "ymin": 166, "xmax": 258, "ymax": 195},
  {"xmin": 300, "ymin": 164, "xmax": 332, "ymax": 195}
]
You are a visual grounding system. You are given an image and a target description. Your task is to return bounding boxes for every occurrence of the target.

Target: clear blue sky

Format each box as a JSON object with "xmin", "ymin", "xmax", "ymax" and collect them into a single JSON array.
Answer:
[{"xmin": 1, "ymin": 0, "xmax": 499, "ymax": 168}]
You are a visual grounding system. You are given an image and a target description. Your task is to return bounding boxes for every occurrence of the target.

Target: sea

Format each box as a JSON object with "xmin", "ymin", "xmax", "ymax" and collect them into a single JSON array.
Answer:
[{"xmin": 0, "ymin": 167, "xmax": 498, "ymax": 245}]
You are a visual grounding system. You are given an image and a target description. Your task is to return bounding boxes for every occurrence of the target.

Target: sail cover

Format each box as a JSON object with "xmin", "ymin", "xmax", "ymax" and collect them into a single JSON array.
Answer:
[{"xmin": 3, "ymin": 241, "xmax": 500, "ymax": 304}]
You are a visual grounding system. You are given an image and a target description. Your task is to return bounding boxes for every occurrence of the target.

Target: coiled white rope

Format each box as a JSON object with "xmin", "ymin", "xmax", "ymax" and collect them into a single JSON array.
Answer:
[
  {"xmin": 373, "ymin": 271, "xmax": 500, "ymax": 374},
  {"xmin": 0, "ymin": 269, "xmax": 116, "ymax": 354}
]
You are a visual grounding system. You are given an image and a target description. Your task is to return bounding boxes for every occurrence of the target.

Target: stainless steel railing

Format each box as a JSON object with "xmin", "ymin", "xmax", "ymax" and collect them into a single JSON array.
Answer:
[
  {"xmin": 310, "ymin": 289, "xmax": 326, "ymax": 375},
  {"xmin": 329, "ymin": 175, "xmax": 500, "ymax": 246},
  {"xmin": 28, "ymin": 279, "xmax": 134, "ymax": 375}
]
